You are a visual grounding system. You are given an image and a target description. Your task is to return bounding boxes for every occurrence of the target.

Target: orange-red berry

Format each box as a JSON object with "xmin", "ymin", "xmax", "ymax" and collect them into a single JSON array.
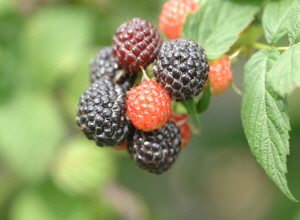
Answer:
[
  {"xmin": 208, "ymin": 54, "xmax": 233, "ymax": 94},
  {"xmin": 159, "ymin": 0, "xmax": 199, "ymax": 39},
  {"xmin": 126, "ymin": 80, "xmax": 171, "ymax": 131},
  {"xmin": 169, "ymin": 113, "xmax": 191, "ymax": 147}
]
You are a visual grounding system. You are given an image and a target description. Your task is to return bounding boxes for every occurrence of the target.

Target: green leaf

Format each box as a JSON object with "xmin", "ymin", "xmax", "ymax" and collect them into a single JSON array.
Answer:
[
  {"xmin": 21, "ymin": 6, "xmax": 94, "ymax": 88},
  {"xmin": 10, "ymin": 182, "xmax": 95, "ymax": 220},
  {"xmin": 241, "ymin": 48, "xmax": 297, "ymax": 202},
  {"xmin": 197, "ymin": 83, "xmax": 211, "ymax": 113},
  {"xmin": 182, "ymin": 0, "xmax": 261, "ymax": 59},
  {"xmin": 268, "ymin": 43, "xmax": 300, "ymax": 96},
  {"xmin": 0, "ymin": 91, "xmax": 65, "ymax": 182},
  {"xmin": 262, "ymin": 0, "xmax": 298, "ymax": 45},
  {"xmin": 182, "ymin": 99, "xmax": 201, "ymax": 128},
  {"xmin": 51, "ymin": 137, "xmax": 116, "ymax": 195},
  {"xmin": 231, "ymin": 22, "xmax": 263, "ymax": 54},
  {"xmin": 288, "ymin": 0, "xmax": 300, "ymax": 45},
  {"xmin": 195, "ymin": 0, "xmax": 209, "ymax": 4}
]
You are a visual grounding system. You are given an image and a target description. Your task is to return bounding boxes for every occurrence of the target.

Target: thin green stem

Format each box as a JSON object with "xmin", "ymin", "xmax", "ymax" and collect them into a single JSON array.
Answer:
[
  {"xmin": 254, "ymin": 42, "xmax": 271, "ymax": 50},
  {"xmin": 276, "ymin": 46, "xmax": 289, "ymax": 51},
  {"xmin": 254, "ymin": 42, "xmax": 289, "ymax": 51},
  {"xmin": 140, "ymin": 67, "xmax": 150, "ymax": 81},
  {"xmin": 231, "ymin": 81, "xmax": 243, "ymax": 96},
  {"xmin": 229, "ymin": 47, "xmax": 242, "ymax": 61}
]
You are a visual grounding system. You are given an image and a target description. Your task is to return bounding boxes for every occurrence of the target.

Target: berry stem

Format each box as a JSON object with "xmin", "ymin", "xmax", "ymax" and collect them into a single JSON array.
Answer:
[
  {"xmin": 114, "ymin": 69, "xmax": 125, "ymax": 83},
  {"xmin": 253, "ymin": 42, "xmax": 271, "ymax": 50},
  {"xmin": 175, "ymin": 117, "xmax": 189, "ymax": 127},
  {"xmin": 230, "ymin": 81, "xmax": 243, "ymax": 96},
  {"xmin": 141, "ymin": 67, "xmax": 150, "ymax": 81},
  {"xmin": 276, "ymin": 46, "xmax": 290, "ymax": 51},
  {"xmin": 254, "ymin": 42, "xmax": 289, "ymax": 51},
  {"xmin": 229, "ymin": 47, "xmax": 242, "ymax": 61}
]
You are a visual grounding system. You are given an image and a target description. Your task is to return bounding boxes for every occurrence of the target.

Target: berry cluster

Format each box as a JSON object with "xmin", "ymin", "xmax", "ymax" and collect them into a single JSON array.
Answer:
[
  {"xmin": 159, "ymin": 0, "xmax": 233, "ymax": 95},
  {"xmin": 76, "ymin": 3, "xmax": 211, "ymax": 174}
]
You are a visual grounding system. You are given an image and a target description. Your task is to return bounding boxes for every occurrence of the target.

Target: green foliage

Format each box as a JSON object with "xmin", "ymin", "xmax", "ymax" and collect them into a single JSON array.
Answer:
[
  {"xmin": 51, "ymin": 138, "xmax": 116, "ymax": 195},
  {"xmin": 1, "ymin": 1, "xmax": 300, "ymax": 220},
  {"xmin": 20, "ymin": 6, "xmax": 94, "ymax": 88},
  {"xmin": 182, "ymin": 0, "xmax": 261, "ymax": 59},
  {"xmin": 262, "ymin": 0, "xmax": 298, "ymax": 45},
  {"xmin": 288, "ymin": 0, "xmax": 300, "ymax": 45},
  {"xmin": 0, "ymin": 91, "xmax": 65, "ymax": 182},
  {"xmin": 182, "ymin": 0, "xmax": 300, "ymax": 202},
  {"xmin": 197, "ymin": 83, "xmax": 211, "ymax": 114},
  {"xmin": 9, "ymin": 181, "xmax": 119, "ymax": 220},
  {"xmin": 182, "ymin": 99, "xmax": 201, "ymax": 128},
  {"xmin": 268, "ymin": 44, "xmax": 300, "ymax": 96},
  {"xmin": 231, "ymin": 22, "xmax": 263, "ymax": 54},
  {"xmin": 241, "ymin": 48, "xmax": 296, "ymax": 202}
]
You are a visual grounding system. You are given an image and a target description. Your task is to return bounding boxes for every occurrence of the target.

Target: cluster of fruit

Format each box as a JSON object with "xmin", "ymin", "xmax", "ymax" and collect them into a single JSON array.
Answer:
[{"xmin": 76, "ymin": 0, "xmax": 233, "ymax": 174}]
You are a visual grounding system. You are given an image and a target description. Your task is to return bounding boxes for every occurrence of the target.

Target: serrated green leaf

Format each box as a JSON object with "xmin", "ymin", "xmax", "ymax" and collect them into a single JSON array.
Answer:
[
  {"xmin": 182, "ymin": 0, "xmax": 261, "ymax": 59},
  {"xmin": 182, "ymin": 99, "xmax": 201, "ymax": 128},
  {"xmin": 288, "ymin": 0, "xmax": 300, "ymax": 45},
  {"xmin": 197, "ymin": 83, "xmax": 211, "ymax": 113},
  {"xmin": 241, "ymin": 48, "xmax": 297, "ymax": 202},
  {"xmin": 51, "ymin": 137, "xmax": 116, "ymax": 195},
  {"xmin": 262, "ymin": 0, "xmax": 298, "ymax": 45},
  {"xmin": 0, "ymin": 91, "xmax": 65, "ymax": 182},
  {"xmin": 268, "ymin": 43, "xmax": 300, "ymax": 96}
]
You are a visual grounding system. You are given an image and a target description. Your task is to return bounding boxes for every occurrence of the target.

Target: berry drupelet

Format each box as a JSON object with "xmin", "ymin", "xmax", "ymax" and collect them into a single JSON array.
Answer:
[
  {"xmin": 76, "ymin": 78, "xmax": 132, "ymax": 147},
  {"xmin": 90, "ymin": 46, "xmax": 137, "ymax": 91},
  {"xmin": 128, "ymin": 120, "xmax": 181, "ymax": 174},
  {"xmin": 208, "ymin": 54, "xmax": 233, "ymax": 94},
  {"xmin": 153, "ymin": 38, "xmax": 209, "ymax": 101},
  {"xmin": 112, "ymin": 17, "xmax": 162, "ymax": 72},
  {"xmin": 126, "ymin": 80, "xmax": 171, "ymax": 132}
]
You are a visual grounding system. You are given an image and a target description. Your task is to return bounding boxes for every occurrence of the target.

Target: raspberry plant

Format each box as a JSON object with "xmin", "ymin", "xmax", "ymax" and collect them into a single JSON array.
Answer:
[
  {"xmin": 2, "ymin": 0, "xmax": 300, "ymax": 219},
  {"xmin": 75, "ymin": 0, "xmax": 300, "ymax": 201},
  {"xmin": 181, "ymin": 0, "xmax": 300, "ymax": 202}
]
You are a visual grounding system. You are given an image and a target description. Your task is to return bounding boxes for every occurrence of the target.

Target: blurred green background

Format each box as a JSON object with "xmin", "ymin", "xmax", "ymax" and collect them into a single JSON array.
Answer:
[{"xmin": 1, "ymin": 0, "xmax": 300, "ymax": 219}]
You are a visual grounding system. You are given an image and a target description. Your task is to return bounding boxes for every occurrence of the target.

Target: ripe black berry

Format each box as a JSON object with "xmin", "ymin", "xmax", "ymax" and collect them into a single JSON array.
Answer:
[
  {"xmin": 90, "ymin": 46, "xmax": 137, "ymax": 91},
  {"xmin": 76, "ymin": 78, "xmax": 131, "ymax": 147},
  {"xmin": 112, "ymin": 17, "xmax": 162, "ymax": 72},
  {"xmin": 128, "ymin": 120, "xmax": 181, "ymax": 174},
  {"xmin": 153, "ymin": 38, "xmax": 209, "ymax": 101}
]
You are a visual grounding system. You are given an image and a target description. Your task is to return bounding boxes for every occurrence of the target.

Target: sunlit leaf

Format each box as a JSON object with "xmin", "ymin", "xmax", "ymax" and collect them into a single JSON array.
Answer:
[
  {"xmin": 262, "ymin": 0, "xmax": 298, "ymax": 45},
  {"xmin": 288, "ymin": 0, "xmax": 300, "ymax": 45},
  {"xmin": 182, "ymin": 0, "xmax": 261, "ymax": 59},
  {"xmin": 0, "ymin": 92, "xmax": 65, "ymax": 182},
  {"xmin": 51, "ymin": 137, "xmax": 116, "ymax": 195},
  {"xmin": 241, "ymin": 48, "xmax": 297, "ymax": 202},
  {"xmin": 268, "ymin": 43, "xmax": 300, "ymax": 96},
  {"xmin": 10, "ymin": 182, "xmax": 95, "ymax": 220},
  {"xmin": 21, "ymin": 6, "xmax": 94, "ymax": 88}
]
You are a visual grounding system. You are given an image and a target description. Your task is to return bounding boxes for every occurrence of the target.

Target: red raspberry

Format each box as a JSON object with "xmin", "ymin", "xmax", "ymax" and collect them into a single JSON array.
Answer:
[
  {"xmin": 208, "ymin": 54, "xmax": 233, "ymax": 94},
  {"xmin": 169, "ymin": 113, "xmax": 191, "ymax": 147},
  {"xmin": 112, "ymin": 17, "xmax": 162, "ymax": 72},
  {"xmin": 126, "ymin": 80, "xmax": 171, "ymax": 131},
  {"xmin": 159, "ymin": 0, "xmax": 199, "ymax": 39}
]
